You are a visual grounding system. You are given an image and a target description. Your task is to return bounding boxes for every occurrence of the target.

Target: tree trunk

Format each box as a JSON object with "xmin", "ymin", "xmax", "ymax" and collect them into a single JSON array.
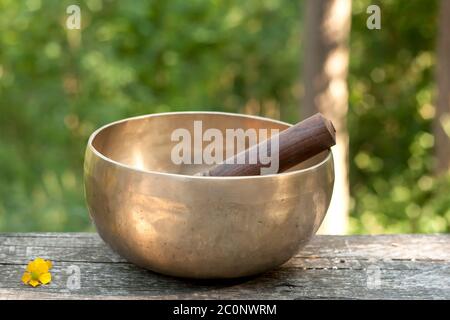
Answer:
[
  {"xmin": 302, "ymin": 0, "xmax": 351, "ymax": 234},
  {"xmin": 435, "ymin": 0, "xmax": 450, "ymax": 174}
]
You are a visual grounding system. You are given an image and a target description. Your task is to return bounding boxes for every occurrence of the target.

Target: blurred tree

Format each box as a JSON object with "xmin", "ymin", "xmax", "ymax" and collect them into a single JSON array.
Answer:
[
  {"xmin": 303, "ymin": 0, "xmax": 351, "ymax": 234},
  {"xmin": 435, "ymin": 0, "xmax": 450, "ymax": 173},
  {"xmin": 1, "ymin": 0, "xmax": 449, "ymax": 234},
  {"xmin": 348, "ymin": 0, "xmax": 450, "ymax": 234},
  {"xmin": 0, "ymin": 0, "xmax": 302, "ymax": 231}
]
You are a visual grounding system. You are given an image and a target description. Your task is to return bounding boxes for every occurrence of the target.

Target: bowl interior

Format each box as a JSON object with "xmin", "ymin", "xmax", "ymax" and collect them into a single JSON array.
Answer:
[{"xmin": 91, "ymin": 112, "xmax": 329, "ymax": 176}]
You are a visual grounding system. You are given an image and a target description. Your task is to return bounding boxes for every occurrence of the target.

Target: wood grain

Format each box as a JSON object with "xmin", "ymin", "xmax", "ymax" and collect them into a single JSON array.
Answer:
[{"xmin": 0, "ymin": 233, "xmax": 449, "ymax": 300}]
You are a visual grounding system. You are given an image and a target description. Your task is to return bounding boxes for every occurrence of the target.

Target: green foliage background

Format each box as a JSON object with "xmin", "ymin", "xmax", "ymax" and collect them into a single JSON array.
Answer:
[{"xmin": 0, "ymin": 0, "xmax": 449, "ymax": 233}]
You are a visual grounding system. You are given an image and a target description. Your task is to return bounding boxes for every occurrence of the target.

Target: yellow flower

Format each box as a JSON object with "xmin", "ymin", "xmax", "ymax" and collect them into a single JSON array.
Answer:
[{"xmin": 22, "ymin": 258, "xmax": 53, "ymax": 287}]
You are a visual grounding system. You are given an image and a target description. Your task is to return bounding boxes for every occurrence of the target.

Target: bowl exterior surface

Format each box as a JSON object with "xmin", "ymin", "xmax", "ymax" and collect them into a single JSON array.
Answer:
[{"xmin": 84, "ymin": 112, "xmax": 335, "ymax": 278}]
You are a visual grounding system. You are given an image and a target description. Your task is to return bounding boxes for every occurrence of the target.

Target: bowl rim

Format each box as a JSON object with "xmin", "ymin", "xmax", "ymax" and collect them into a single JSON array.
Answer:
[{"xmin": 87, "ymin": 111, "xmax": 333, "ymax": 180}]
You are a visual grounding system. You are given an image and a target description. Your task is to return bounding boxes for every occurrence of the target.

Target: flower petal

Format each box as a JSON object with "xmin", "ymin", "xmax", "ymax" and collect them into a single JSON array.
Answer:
[
  {"xmin": 39, "ymin": 272, "xmax": 52, "ymax": 285},
  {"xmin": 21, "ymin": 272, "xmax": 31, "ymax": 284},
  {"xmin": 34, "ymin": 258, "xmax": 45, "ymax": 266},
  {"xmin": 34, "ymin": 258, "xmax": 49, "ymax": 274},
  {"xmin": 26, "ymin": 261, "xmax": 35, "ymax": 273},
  {"xmin": 29, "ymin": 279, "xmax": 40, "ymax": 287},
  {"xmin": 46, "ymin": 260, "xmax": 53, "ymax": 270}
]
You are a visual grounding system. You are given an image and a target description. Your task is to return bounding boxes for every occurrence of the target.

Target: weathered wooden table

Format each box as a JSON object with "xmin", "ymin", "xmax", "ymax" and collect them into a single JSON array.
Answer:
[{"xmin": 0, "ymin": 233, "xmax": 448, "ymax": 299}]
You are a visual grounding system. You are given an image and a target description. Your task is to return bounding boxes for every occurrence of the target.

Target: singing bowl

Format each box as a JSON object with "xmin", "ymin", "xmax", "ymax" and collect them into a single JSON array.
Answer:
[{"xmin": 84, "ymin": 112, "xmax": 334, "ymax": 278}]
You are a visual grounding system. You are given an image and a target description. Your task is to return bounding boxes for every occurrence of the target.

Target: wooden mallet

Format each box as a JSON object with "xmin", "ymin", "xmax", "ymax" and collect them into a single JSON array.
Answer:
[{"xmin": 197, "ymin": 113, "xmax": 336, "ymax": 176}]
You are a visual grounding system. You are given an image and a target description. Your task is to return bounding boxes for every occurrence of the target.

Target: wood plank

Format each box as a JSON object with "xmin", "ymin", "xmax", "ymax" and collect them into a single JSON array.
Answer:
[{"xmin": 0, "ymin": 233, "xmax": 449, "ymax": 300}]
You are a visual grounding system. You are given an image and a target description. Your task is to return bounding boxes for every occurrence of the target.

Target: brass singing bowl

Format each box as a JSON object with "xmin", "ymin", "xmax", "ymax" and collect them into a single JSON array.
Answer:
[{"xmin": 84, "ymin": 112, "xmax": 334, "ymax": 278}]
